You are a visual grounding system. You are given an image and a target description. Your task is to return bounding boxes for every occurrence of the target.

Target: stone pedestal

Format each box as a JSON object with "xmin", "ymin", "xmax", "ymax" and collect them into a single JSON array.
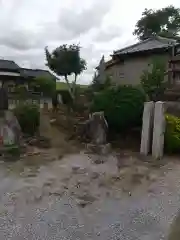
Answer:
[
  {"xmin": 140, "ymin": 102, "xmax": 154, "ymax": 155},
  {"xmin": 152, "ymin": 101, "xmax": 166, "ymax": 159}
]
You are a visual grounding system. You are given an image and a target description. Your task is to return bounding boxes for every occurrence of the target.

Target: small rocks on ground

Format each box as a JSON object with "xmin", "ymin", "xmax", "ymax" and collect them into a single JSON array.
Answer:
[
  {"xmin": 93, "ymin": 156, "xmax": 105, "ymax": 164},
  {"xmin": 72, "ymin": 165, "xmax": 87, "ymax": 174},
  {"xmin": 76, "ymin": 192, "xmax": 96, "ymax": 207},
  {"xmin": 90, "ymin": 172, "xmax": 100, "ymax": 180}
]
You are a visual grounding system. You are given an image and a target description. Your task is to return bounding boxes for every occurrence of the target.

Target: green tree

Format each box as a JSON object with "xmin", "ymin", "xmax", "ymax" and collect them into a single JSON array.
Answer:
[
  {"xmin": 91, "ymin": 85, "xmax": 146, "ymax": 132},
  {"xmin": 45, "ymin": 44, "xmax": 86, "ymax": 100},
  {"xmin": 91, "ymin": 74, "xmax": 112, "ymax": 92},
  {"xmin": 34, "ymin": 76, "xmax": 56, "ymax": 97},
  {"xmin": 140, "ymin": 58, "xmax": 167, "ymax": 101},
  {"xmin": 133, "ymin": 5, "xmax": 180, "ymax": 40}
]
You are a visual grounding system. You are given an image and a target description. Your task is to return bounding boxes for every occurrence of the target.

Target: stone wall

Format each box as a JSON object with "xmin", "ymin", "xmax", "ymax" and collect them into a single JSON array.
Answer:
[{"xmin": 8, "ymin": 92, "xmax": 52, "ymax": 110}]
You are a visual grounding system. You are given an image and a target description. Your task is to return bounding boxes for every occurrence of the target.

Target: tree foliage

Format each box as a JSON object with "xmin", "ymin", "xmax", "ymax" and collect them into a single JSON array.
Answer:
[
  {"xmin": 31, "ymin": 76, "xmax": 56, "ymax": 97},
  {"xmin": 91, "ymin": 74, "xmax": 112, "ymax": 92},
  {"xmin": 133, "ymin": 5, "xmax": 180, "ymax": 40},
  {"xmin": 14, "ymin": 103, "xmax": 40, "ymax": 136},
  {"xmin": 140, "ymin": 57, "xmax": 167, "ymax": 101},
  {"xmin": 164, "ymin": 114, "xmax": 180, "ymax": 153},
  {"xmin": 45, "ymin": 44, "xmax": 86, "ymax": 100},
  {"xmin": 91, "ymin": 85, "xmax": 146, "ymax": 132}
]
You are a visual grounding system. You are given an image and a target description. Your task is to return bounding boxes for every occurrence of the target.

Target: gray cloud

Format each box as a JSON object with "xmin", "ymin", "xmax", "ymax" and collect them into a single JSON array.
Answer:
[
  {"xmin": 0, "ymin": 0, "xmax": 111, "ymax": 52},
  {"xmin": 0, "ymin": 28, "xmax": 44, "ymax": 50},
  {"xmin": 58, "ymin": 0, "xmax": 111, "ymax": 37},
  {"xmin": 94, "ymin": 26, "xmax": 122, "ymax": 42}
]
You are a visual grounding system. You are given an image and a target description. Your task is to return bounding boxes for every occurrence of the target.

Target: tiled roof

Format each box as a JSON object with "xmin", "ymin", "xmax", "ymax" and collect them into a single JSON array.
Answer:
[
  {"xmin": 0, "ymin": 59, "xmax": 56, "ymax": 79},
  {"xmin": 0, "ymin": 59, "xmax": 20, "ymax": 71},
  {"xmin": 113, "ymin": 36, "xmax": 179, "ymax": 56},
  {"xmin": 20, "ymin": 68, "xmax": 56, "ymax": 79}
]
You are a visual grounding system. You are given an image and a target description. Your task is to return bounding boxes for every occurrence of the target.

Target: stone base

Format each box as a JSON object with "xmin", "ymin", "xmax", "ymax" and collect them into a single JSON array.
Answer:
[{"xmin": 85, "ymin": 143, "xmax": 111, "ymax": 155}]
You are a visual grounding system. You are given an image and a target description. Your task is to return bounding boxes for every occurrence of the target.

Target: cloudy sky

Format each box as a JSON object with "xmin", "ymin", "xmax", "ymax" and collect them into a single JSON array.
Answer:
[{"xmin": 0, "ymin": 0, "xmax": 179, "ymax": 84}]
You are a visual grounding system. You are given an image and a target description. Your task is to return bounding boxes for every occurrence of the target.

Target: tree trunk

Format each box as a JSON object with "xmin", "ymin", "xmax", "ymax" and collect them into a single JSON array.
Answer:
[
  {"xmin": 64, "ymin": 75, "xmax": 75, "ymax": 101},
  {"xmin": 72, "ymin": 74, "xmax": 77, "ymax": 97}
]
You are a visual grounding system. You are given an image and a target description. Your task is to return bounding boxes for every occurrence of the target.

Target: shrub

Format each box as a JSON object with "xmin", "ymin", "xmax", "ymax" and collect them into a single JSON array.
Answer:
[
  {"xmin": 14, "ymin": 103, "xmax": 40, "ymax": 136},
  {"xmin": 31, "ymin": 76, "xmax": 56, "ymax": 97},
  {"xmin": 164, "ymin": 114, "xmax": 180, "ymax": 153},
  {"xmin": 91, "ymin": 85, "xmax": 146, "ymax": 132}
]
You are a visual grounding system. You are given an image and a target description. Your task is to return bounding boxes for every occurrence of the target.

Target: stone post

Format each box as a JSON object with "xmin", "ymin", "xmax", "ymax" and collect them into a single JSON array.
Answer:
[
  {"xmin": 152, "ymin": 101, "xmax": 166, "ymax": 159},
  {"xmin": 140, "ymin": 101, "xmax": 155, "ymax": 155},
  {"xmin": 39, "ymin": 109, "xmax": 52, "ymax": 140}
]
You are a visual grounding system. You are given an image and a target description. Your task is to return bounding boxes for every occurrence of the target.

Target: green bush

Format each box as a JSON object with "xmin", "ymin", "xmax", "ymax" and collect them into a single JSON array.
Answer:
[
  {"xmin": 14, "ymin": 103, "xmax": 40, "ymax": 136},
  {"xmin": 91, "ymin": 85, "xmax": 146, "ymax": 132},
  {"xmin": 164, "ymin": 114, "xmax": 180, "ymax": 153}
]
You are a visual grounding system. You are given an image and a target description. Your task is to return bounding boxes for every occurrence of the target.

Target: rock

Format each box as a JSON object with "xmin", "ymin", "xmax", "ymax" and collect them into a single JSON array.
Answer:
[
  {"xmin": 79, "ymin": 112, "xmax": 108, "ymax": 145},
  {"xmin": 101, "ymin": 143, "xmax": 111, "ymax": 155},
  {"xmin": 0, "ymin": 110, "xmax": 22, "ymax": 146},
  {"xmin": 37, "ymin": 137, "xmax": 51, "ymax": 148},
  {"xmin": 93, "ymin": 157, "xmax": 105, "ymax": 164},
  {"xmin": 90, "ymin": 112, "xmax": 108, "ymax": 145},
  {"xmin": 147, "ymin": 173, "xmax": 158, "ymax": 182},
  {"xmin": 76, "ymin": 192, "xmax": 96, "ymax": 207},
  {"xmin": 27, "ymin": 136, "xmax": 51, "ymax": 149},
  {"xmin": 49, "ymin": 189, "xmax": 64, "ymax": 197},
  {"xmin": 86, "ymin": 143, "xmax": 111, "ymax": 155},
  {"xmin": 91, "ymin": 172, "xmax": 100, "ymax": 179},
  {"xmin": 72, "ymin": 165, "xmax": 87, "ymax": 174},
  {"xmin": 27, "ymin": 149, "xmax": 41, "ymax": 156},
  {"xmin": 76, "ymin": 199, "xmax": 88, "ymax": 208}
]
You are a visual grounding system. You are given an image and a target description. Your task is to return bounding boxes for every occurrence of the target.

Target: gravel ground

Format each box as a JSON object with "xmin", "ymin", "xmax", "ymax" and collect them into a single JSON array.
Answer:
[{"xmin": 0, "ymin": 153, "xmax": 180, "ymax": 240}]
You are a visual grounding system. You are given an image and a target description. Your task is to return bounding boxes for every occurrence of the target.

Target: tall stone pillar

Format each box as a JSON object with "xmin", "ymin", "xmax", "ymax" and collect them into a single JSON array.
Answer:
[
  {"xmin": 140, "ymin": 101, "xmax": 154, "ymax": 155},
  {"xmin": 152, "ymin": 101, "xmax": 166, "ymax": 159}
]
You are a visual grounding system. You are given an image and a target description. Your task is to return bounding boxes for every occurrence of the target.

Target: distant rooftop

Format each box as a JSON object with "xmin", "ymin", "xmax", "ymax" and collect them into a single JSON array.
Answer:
[
  {"xmin": 0, "ymin": 59, "xmax": 56, "ymax": 79},
  {"xmin": 113, "ymin": 36, "xmax": 179, "ymax": 56},
  {"xmin": 20, "ymin": 68, "xmax": 56, "ymax": 79},
  {"xmin": 0, "ymin": 59, "xmax": 20, "ymax": 71}
]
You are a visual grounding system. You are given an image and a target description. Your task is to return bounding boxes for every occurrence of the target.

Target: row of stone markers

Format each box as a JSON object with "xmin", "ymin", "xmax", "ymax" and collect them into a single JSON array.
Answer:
[{"xmin": 140, "ymin": 101, "xmax": 166, "ymax": 159}]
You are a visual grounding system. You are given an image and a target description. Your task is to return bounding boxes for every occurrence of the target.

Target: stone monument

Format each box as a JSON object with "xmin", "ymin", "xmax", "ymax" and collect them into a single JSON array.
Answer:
[
  {"xmin": 90, "ymin": 112, "xmax": 108, "ymax": 144},
  {"xmin": 0, "ymin": 86, "xmax": 22, "ymax": 149},
  {"xmin": 83, "ymin": 112, "xmax": 110, "ymax": 155}
]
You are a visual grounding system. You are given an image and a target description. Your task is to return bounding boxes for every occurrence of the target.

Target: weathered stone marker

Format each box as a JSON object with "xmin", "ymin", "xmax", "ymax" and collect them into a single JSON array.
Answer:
[
  {"xmin": 140, "ymin": 101, "xmax": 154, "ymax": 155},
  {"xmin": 152, "ymin": 101, "xmax": 166, "ymax": 159},
  {"xmin": 90, "ymin": 112, "xmax": 108, "ymax": 145},
  {"xmin": 39, "ymin": 108, "xmax": 52, "ymax": 147},
  {"xmin": 84, "ymin": 112, "xmax": 111, "ymax": 155},
  {"xmin": 2, "ymin": 110, "xmax": 21, "ymax": 145}
]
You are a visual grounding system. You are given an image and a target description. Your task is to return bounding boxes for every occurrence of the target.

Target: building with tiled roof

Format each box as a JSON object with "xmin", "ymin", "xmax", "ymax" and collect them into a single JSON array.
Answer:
[{"xmin": 96, "ymin": 36, "xmax": 180, "ymax": 89}]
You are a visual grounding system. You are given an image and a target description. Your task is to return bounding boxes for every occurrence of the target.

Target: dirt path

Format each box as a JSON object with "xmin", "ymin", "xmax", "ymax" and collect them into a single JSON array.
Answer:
[
  {"xmin": 0, "ymin": 116, "xmax": 179, "ymax": 239},
  {"xmin": 0, "ymin": 150, "xmax": 180, "ymax": 239}
]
